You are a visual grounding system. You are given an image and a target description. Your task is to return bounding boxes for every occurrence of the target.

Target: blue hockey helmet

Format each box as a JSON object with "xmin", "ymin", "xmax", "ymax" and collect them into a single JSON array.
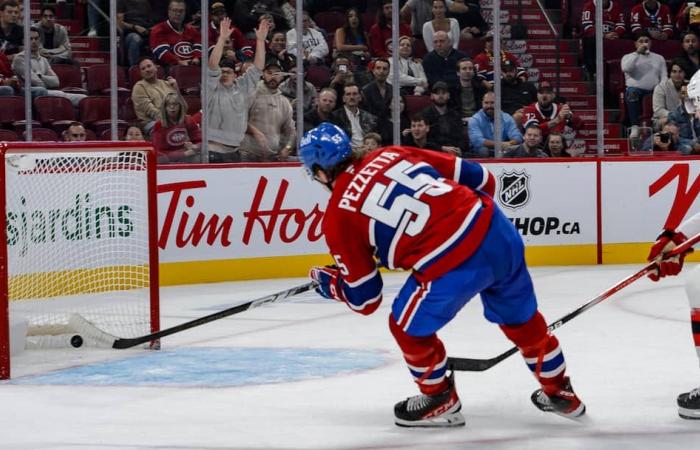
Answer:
[{"xmin": 299, "ymin": 122, "xmax": 352, "ymax": 175}]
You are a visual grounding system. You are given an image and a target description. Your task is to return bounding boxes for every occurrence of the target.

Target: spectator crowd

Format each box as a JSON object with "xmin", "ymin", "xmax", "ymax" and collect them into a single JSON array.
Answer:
[{"xmin": 3, "ymin": 0, "xmax": 700, "ymax": 160}]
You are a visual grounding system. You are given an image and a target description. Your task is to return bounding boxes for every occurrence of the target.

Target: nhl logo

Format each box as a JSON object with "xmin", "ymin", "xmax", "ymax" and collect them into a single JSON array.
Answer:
[{"xmin": 498, "ymin": 170, "xmax": 530, "ymax": 210}]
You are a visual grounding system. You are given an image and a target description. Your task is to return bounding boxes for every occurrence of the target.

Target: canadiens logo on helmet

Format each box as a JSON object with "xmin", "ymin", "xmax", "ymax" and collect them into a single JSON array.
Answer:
[{"xmin": 498, "ymin": 170, "xmax": 530, "ymax": 210}]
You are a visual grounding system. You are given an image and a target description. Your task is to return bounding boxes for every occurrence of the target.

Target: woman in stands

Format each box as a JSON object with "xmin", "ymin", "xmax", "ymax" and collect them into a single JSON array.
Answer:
[
  {"xmin": 123, "ymin": 125, "xmax": 146, "ymax": 141},
  {"xmin": 334, "ymin": 8, "xmax": 370, "ymax": 68},
  {"xmin": 422, "ymin": 0, "xmax": 460, "ymax": 52},
  {"xmin": 544, "ymin": 132, "xmax": 571, "ymax": 157},
  {"xmin": 151, "ymin": 93, "xmax": 201, "ymax": 163},
  {"xmin": 389, "ymin": 36, "xmax": 429, "ymax": 96}
]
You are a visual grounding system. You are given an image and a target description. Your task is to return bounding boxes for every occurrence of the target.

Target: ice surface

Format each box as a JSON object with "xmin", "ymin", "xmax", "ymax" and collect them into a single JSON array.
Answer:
[{"xmin": 3, "ymin": 264, "xmax": 700, "ymax": 449}]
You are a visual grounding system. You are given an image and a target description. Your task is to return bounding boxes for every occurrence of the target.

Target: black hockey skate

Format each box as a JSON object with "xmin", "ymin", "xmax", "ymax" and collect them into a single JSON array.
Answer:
[
  {"xmin": 678, "ymin": 387, "xmax": 700, "ymax": 420},
  {"xmin": 394, "ymin": 373, "xmax": 465, "ymax": 428},
  {"xmin": 531, "ymin": 376, "xmax": 586, "ymax": 419}
]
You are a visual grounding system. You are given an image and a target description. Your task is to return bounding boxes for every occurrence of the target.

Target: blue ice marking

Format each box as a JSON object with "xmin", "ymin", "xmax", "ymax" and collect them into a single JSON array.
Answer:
[{"xmin": 10, "ymin": 347, "xmax": 388, "ymax": 386}]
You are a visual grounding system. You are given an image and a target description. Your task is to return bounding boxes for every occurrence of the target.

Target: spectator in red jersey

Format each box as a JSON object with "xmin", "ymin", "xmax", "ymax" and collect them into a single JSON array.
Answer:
[
  {"xmin": 580, "ymin": 0, "xmax": 626, "ymax": 77},
  {"xmin": 0, "ymin": 50, "xmax": 19, "ymax": 95},
  {"xmin": 368, "ymin": 0, "xmax": 412, "ymax": 57},
  {"xmin": 151, "ymin": 92, "xmax": 202, "ymax": 163},
  {"xmin": 631, "ymin": 0, "xmax": 675, "ymax": 40},
  {"xmin": 150, "ymin": 0, "xmax": 202, "ymax": 66},
  {"xmin": 206, "ymin": 2, "xmax": 244, "ymax": 56},
  {"xmin": 473, "ymin": 31, "xmax": 526, "ymax": 91},
  {"xmin": 521, "ymin": 81, "xmax": 583, "ymax": 144}
]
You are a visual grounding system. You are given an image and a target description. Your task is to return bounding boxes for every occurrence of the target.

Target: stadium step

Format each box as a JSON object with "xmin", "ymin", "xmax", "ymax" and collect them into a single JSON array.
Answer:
[
  {"xmin": 480, "ymin": 0, "xmax": 538, "ymax": 8},
  {"xmin": 538, "ymin": 67, "xmax": 585, "ymax": 82},
  {"xmin": 519, "ymin": 39, "xmax": 579, "ymax": 54},
  {"xmin": 565, "ymin": 96, "xmax": 600, "ymax": 109},
  {"xmin": 523, "ymin": 53, "xmax": 579, "ymax": 67},
  {"xmin": 73, "ymin": 51, "xmax": 110, "ymax": 66},
  {"xmin": 72, "ymin": 37, "xmax": 108, "ymax": 52},
  {"xmin": 569, "ymin": 138, "xmax": 631, "ymax": 156},
  {"xmin": 483, "ymin": 8, "xmax": 562, "ymax": 25},
  {"xmin": 577, "ymin": 109, "xmax": 621, "ymax": 123},
  {"xmin": 577, "ymin": 123, "xmax": 624, "ymax": 139}
]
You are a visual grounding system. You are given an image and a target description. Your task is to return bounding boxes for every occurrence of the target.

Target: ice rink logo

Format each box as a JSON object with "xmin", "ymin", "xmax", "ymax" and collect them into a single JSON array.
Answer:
[{"xmin": 498, "ymin": 170, "xmax": 531, "ymax": 210}]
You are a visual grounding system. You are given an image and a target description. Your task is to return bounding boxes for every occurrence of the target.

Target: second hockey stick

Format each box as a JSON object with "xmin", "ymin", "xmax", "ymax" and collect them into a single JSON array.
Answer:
[
  {"xmin": 71, "ymin": 281, "xmax": 317, "ymax": 349},
  {"xmin": 447, "ymin": 232, "xmax": 700, "ymax": 372}
]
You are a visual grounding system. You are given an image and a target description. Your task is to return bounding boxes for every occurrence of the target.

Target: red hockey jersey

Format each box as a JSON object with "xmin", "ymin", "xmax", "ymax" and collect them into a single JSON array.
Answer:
[
  {"xmin": 322, "ymin": 147, "xmax": 495, "ymax": 315},
  {"xmin": 521, "ymin": 102, "xmax": 583, "ymax": 138},
  {"xmin": 630, "ymin": 2, "xmax": 674, "ymax": 38},
  {"xmin": 367, "ymin": 23, "xmax": 412, "ymax": 57},
  {"xmin": 580, "ymin": 0, "xmax": 626, "ymax": 37},
  {"xmin": 150, "ymin": 20, "xmax": 203, "ymax": 65}
]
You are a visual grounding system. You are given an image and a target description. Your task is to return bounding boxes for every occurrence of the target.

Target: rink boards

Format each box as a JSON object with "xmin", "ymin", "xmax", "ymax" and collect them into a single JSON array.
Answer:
[{"xmin": 153, "ymin": 156, "xmax": 700, "ymax": 285}]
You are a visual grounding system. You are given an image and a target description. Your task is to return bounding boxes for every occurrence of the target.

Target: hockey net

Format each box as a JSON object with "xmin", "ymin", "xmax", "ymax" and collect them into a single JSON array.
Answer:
[{"xmin": 0, "ymin": 142, "xmax": 160, "ymax": 379}]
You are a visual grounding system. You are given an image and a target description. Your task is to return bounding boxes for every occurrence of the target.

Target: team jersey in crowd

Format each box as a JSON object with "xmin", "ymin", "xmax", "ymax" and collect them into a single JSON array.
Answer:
[
  {"xmin": 322, "ymin": 146, "xmax": 496, "ymax": 315},
  {"xmin": 630, "ymin": 2, "xmax": 674, "ymax": 38},
  {"xmin": 473, "ymin": 50, "xmax": 526, "ymax": 82},
  {"xmin": 521, "ymin": 102, "xmax": 583, "ymax": 138},
  {"xmin": 150, "ymin": 20, "xmax": 203, "ymax": 65},
  {"xmin": 580, "ymin": 0, "xmax": 626, "ymax": 37}
]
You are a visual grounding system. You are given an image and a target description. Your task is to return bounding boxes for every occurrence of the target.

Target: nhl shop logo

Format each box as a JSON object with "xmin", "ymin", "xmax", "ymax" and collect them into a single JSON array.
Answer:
[{"xmin": 498, "ymin": 170, "xmax": 531, "ymax": 210}]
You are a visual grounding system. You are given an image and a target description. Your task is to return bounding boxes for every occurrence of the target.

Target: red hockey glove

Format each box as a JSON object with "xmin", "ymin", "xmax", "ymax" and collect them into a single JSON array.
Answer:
[
  {"xmin": 647, "ymin": 230, "xmax": 691, "ymax": 281},
  {"xmin": 309, "ymin": 265, "xmax": 348, "ymax": 302}
]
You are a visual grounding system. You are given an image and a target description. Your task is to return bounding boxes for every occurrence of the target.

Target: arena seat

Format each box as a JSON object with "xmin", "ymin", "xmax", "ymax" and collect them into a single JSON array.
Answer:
[
  {"xmin": 168, "ymin": 65, "xmax": 202, "ymax": 95},
  {"xmin": 34, "ymin": 96, "xmax": 77, "ymax": 132}
]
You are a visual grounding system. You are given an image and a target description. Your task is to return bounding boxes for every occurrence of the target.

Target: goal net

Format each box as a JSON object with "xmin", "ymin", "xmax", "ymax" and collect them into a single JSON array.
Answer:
[{"xmin": 0, "ymin": 142, "xmax": 160, "ymax": 379}]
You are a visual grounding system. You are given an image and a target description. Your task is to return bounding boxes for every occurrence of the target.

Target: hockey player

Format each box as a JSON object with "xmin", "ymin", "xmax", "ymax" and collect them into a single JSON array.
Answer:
[
  {"xmin": 300, "ymin": 122, "xmax": 586, "ymax": 427},
  {"xmin": 647, "ymin": 69, "xmax": 700, "ymax": 420}
]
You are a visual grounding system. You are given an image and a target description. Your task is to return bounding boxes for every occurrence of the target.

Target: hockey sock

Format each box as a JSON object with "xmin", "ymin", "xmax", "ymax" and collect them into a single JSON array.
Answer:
[
  {"xmin": 389, "ymin": 314, "xmax": 448, "ymax": 395},
  {"xmin": 691, "ymin": 308, "xmax": 700, "ymax": 362},
  {"xmin": 499, "ymin": 311, "xmax": 566, "ymax": 395}
]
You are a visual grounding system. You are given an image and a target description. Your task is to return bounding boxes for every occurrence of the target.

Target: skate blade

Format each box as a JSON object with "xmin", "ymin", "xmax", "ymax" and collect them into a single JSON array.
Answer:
[
  {"xmin": 395, "ymin": 411, "xmax": 466, "ymax": 428},
  {"xmin": 678, "ymin": 407, "xmax": 700, "ymax": 420}
]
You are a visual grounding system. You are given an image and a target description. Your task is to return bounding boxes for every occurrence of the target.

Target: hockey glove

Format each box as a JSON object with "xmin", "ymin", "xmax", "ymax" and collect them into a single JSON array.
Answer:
[
  {"xmin": 647, "ymin": 230, "xmax": 691, "ymax": 281},
  {"xmin": 309, "ymin": 265, "xmax": 348, "ymax": 303}
]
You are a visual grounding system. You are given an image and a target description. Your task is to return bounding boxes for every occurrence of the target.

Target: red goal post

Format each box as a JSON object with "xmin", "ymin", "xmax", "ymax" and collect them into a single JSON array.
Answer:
[{"xmin": 0, "ymin": 141, "xmax": 160, "ymax": 379}]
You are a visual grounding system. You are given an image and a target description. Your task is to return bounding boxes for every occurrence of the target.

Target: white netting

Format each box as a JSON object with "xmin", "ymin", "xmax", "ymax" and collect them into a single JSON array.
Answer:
[{"xmin": 5, "ymin": 149, "xmax": 155, "ymax": 342}]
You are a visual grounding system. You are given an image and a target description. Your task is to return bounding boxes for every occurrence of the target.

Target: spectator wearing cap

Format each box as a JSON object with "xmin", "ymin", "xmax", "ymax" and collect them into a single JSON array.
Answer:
[
  {"xmin": 454, "ymin": 57, "xmax": 485, "ymax": 122},
  {"xmin": 150, "ymin": 0, "xmax": 202, "ymax": 66},
  {"xmin": 286, "ymin": 11, "xmax": 328, "ymax": 66},
  {"xmin": 420, "ymin": 81, "xmax": 466, "ymax": 154},
  {"xmin": 131, "ymin": 56, "xmax": 180, "ymax": 134},
  {"xmin": 468, "ymin": 91, "xmax": 523, "ymax": 157},
  {"xmin": 499, "ymin": 59, "xmax": 537, "ymax": 121},
  {"xmin": 240, "ymin": 61, "xmax": 296, "ymax": 161},
  {"xmin": 504, "ymin": 124, "xmax": 548, "ymax": 158},
  {"xmin": 630, "ymin": 0, "xmax": 674, "ymax": 40},
  {"xmin": 330, "ymin": 83, "xmax": 379, "ymax": 150},
  {"xmin": 622, "ymin": 32, "xmax": 667, "ymax": 138},
  {"xmin": 652, "ymin": 60, "xmax": 686, "ymax": 130},
  {"xmin": 473, "ymin": 31, "xmax": 526, "ymax": 91},
  {"xmin": 362, "ymin": 58, "xmax": 393, "ymax": 143},
  {"xmin": 521, "ymin": 82, "xmax": 583, "ymax": 143},
  {"xmin": 207, "ymin": 17, "xmax": 269, "ymax": 162},
  {"xmin": 117, "ymin": 0, "xmax": 159, "ymax": 67},
  {"xmin": 422, "ymin": 30, "xmax": 467, "ymax": 94},
  {"xmin": 401, "ymin": 112, "xmax": 444, "ymax": 151},
  {"xmin": 207, "ymin": 2, "xmax": 244, "ymax": 56}
]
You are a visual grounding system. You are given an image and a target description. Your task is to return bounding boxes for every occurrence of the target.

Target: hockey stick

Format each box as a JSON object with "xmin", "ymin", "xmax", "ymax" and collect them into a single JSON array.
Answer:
[
  {"xmin": 71, "ymin": 282, "xmax": 317, "ymax": 349},
  {"xmin": 447, "ymin": 232, "xmax": 700, "ymax": 372}
]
